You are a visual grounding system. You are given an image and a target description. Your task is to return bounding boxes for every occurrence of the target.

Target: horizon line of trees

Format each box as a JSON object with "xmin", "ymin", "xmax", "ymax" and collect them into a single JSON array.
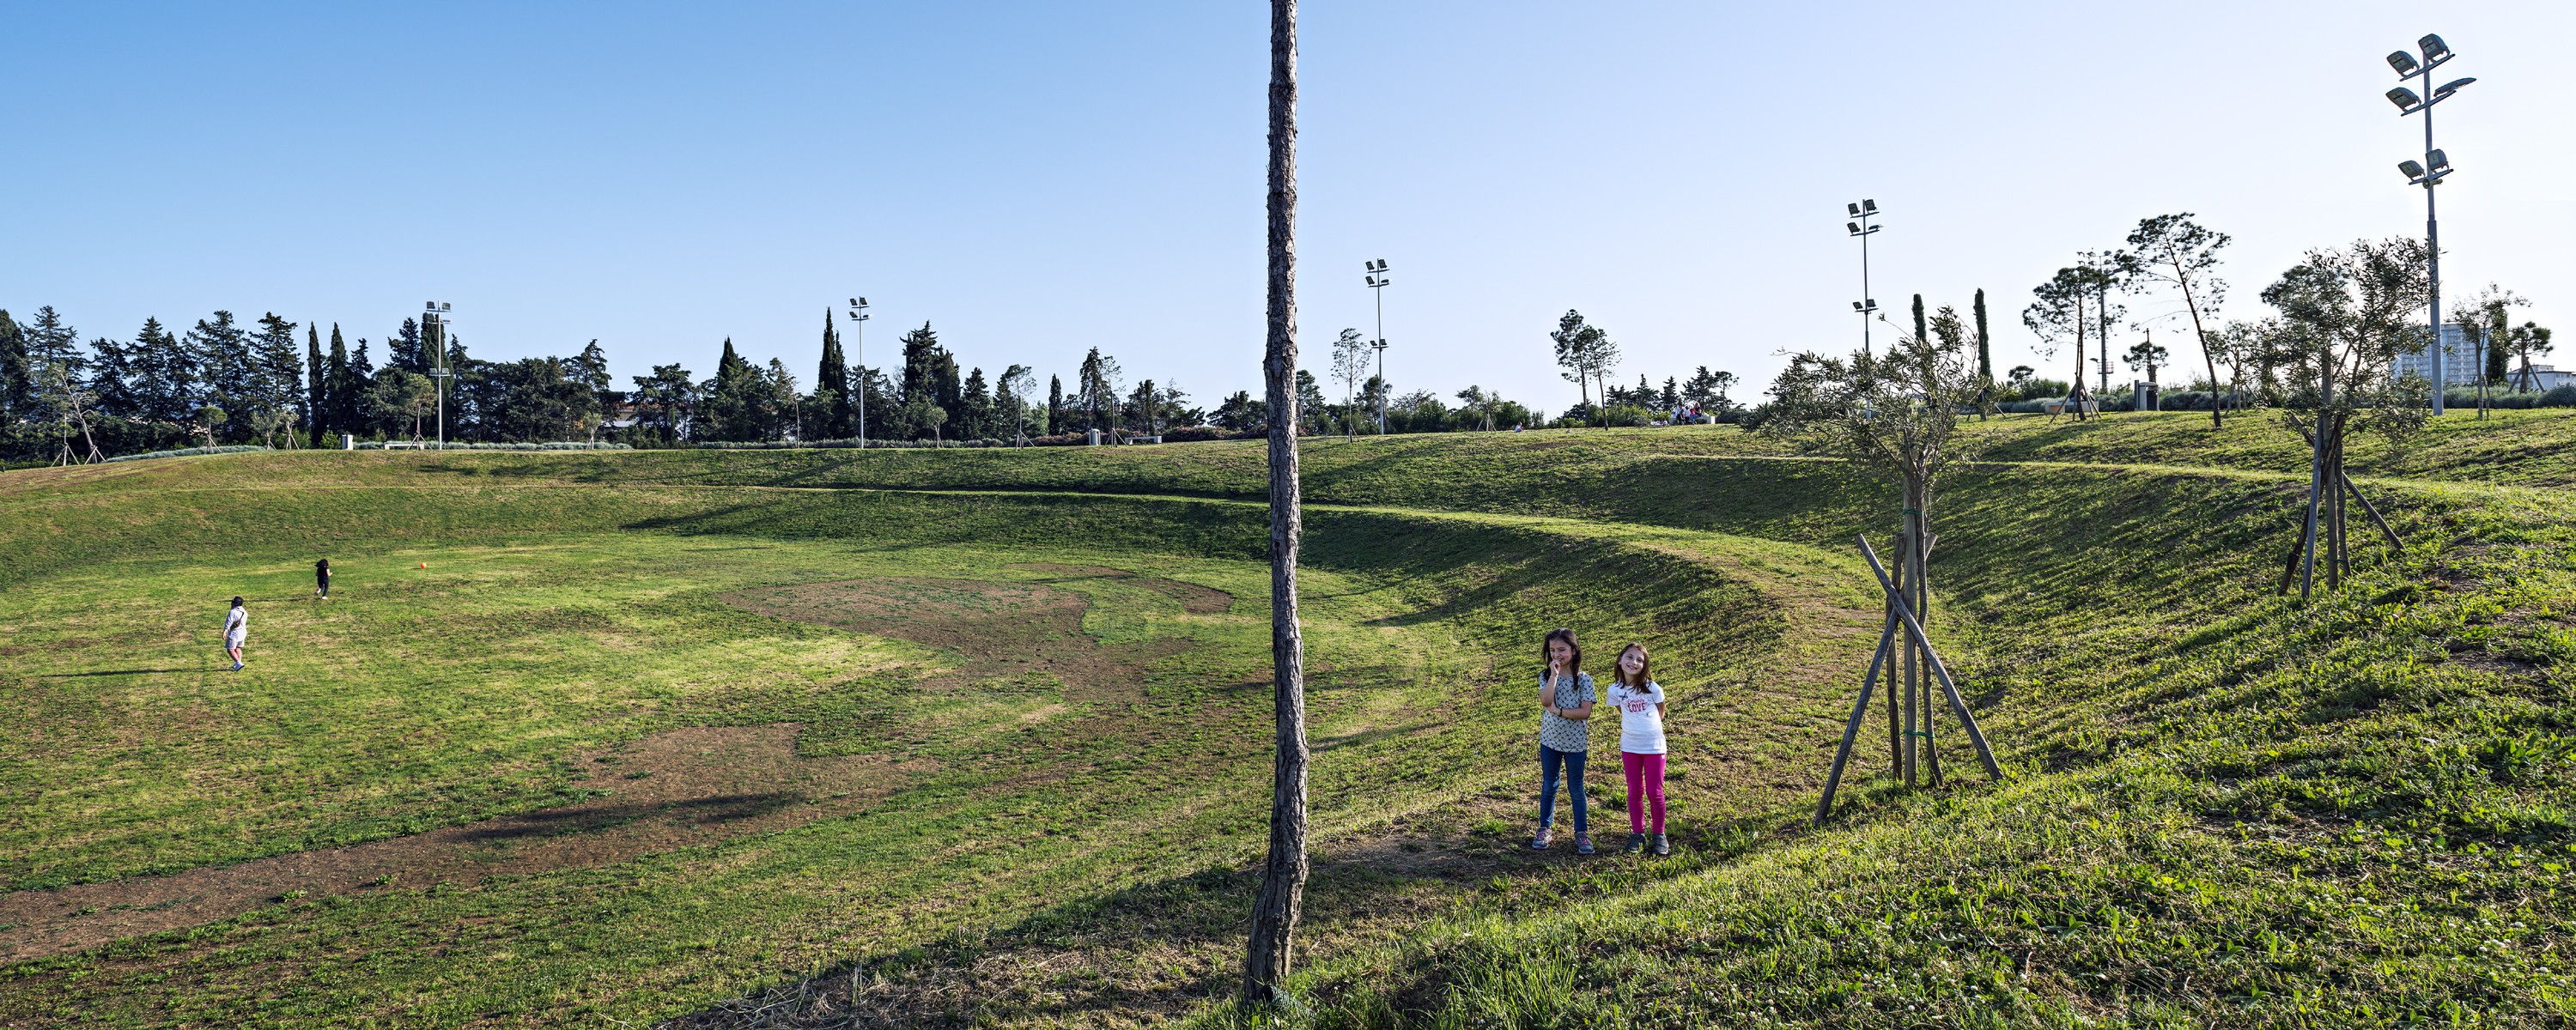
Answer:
[{"xmin": 4, "ymin": 300, "xmax": 1778, "ymax": 463}]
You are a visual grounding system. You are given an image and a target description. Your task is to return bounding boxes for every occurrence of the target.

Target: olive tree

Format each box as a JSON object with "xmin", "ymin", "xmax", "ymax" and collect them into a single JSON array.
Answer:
[
  {"xmin": 2257, "ymin": 238, "xmax": 2433, "ymax": 599},
  {"xmin": 1761, "ymin": 318, "xmax": 1995, "ymax": 787}
]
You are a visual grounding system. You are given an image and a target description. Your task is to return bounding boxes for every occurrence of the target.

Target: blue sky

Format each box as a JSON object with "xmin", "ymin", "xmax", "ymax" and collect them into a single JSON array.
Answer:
[{"xmin": 8, "ymin": 1, "xmax": 2569, "ymax": 413}]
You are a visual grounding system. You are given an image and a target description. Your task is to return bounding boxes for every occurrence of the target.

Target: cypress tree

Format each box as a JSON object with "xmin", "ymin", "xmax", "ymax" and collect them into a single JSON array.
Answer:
[
  {"xmin": 1973, "ymin": 289, "xmax": 1992, "ymax": 381},
  {"xmin": 817, "ymin": 309, "xmax": 852, "ymax": 438},
  {"xmin": 2487, "ymin": 303, "xmax": 2512, "ymax": 387},
  {"xmin": 0, "ymin": 310, "xmax": 30, "ymax": 420},
  {"xmin": 1048, "ymin": 374, "xmax": 1064, "ymax": 433},
  {"xmin": 715, "ymin": 338, "xmax": 742, "ymax": 390},
  {"xmin": 328, "ymin": 325, "xmax": 359, "ymax": 433},
  {"xmin": 307, "ymin": 325, "xmax": 326, "ymax": 433},
  {"xmin": 1911, "ymin": 294, "xmax": 1928, "ymax": 348}
]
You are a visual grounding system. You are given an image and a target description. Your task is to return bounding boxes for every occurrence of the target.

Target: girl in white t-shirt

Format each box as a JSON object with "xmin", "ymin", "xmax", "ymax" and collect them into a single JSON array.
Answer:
[
  {"xmin": 1607, "ymin": 642, "xmax": 1668, "ymax": 855},
  {"xmin": 222, "ymin": 597, "xmax": 249, "ymax": 671}
]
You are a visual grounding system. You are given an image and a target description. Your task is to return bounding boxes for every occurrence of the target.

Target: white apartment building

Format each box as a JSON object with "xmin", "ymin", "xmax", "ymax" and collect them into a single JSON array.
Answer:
[{"xmin": 2391, "ymin": 323, "xmax": 2478, "ymax": 390}]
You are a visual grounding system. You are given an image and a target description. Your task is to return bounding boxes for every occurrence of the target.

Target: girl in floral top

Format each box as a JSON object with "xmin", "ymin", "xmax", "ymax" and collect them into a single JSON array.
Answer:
[{"xmin": 1533, "ymin": 627, "xmax": 1598, "ymax": 854}]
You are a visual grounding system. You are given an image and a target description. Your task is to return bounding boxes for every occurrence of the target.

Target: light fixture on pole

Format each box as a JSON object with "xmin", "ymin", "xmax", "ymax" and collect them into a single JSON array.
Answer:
[
  {"xmin": 846, "ymin": 297, "xmax": 870, "ymax": 447},
  {"xmin": 1847, "ymin": 200, "xmax": 1882, "ymax": 355},
  {"xmin": 1364, "ymin": 259, "xmax": 1391, "ymax": 434},
  {"xmin": 423, "ymin": 301, "xmax": 454, "ymax": 450},
  {"xmin": 2385, "ymin": 33, "xmax": 2473, "ymax": 415}
]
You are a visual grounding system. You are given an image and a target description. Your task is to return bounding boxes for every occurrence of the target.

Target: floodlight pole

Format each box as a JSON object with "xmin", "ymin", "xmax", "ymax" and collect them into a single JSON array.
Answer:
[
  {"xmin": 2389, "ymin": 34, "xmax": 2470, "ymax": 415},
  {"xmin": 1366, "ymin": 259, "xmax": 1391, "ymax": 434},
  {"xmin": 847, "ymin": 298, "xmax": 870, "ymax": 447},
  {"xmin": 425, "ymin": 302, "xmax": 453, "ymax": 450},
  {"xmin": 1848, "ymin": 200, "xmax": 1881, "ymax": 355}
]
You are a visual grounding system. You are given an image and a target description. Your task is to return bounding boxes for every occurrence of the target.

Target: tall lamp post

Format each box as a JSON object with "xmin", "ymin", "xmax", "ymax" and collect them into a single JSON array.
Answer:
[
  {"xmin": 423, "ymin": 301, "xmax": 453, "ymax": 449},
  {"xmin": 2385, "ymin": 33, "xmax": 2474, "ymax": 415},
  {"xmin": 1364, "ymin": 259, "xmax": 1390, "ymax": 434},
  {"xmin": 846, "ymin": 297, "xmax": 869, "ymax": 447},
  {"xmin": 1847, "ymin": 199, "xmax": 1881, "ymax": 354}
]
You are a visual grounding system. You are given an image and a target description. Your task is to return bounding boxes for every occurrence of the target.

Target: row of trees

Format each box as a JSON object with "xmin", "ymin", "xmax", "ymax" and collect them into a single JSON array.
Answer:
[
  {"xmin": 7, "ymin": 296, "xmax": 1792, "ymax": 464},
  {"xmin": 1544, "ymin": 311, "xmax": 1743, "ymax": 429},
  {"xmin": 2021, "ymin": 214, "xmax": 2555, "ymax": 423},
  {"xmin": 0, "ymin": 305, "xmax": 636, "ymax": 461}
]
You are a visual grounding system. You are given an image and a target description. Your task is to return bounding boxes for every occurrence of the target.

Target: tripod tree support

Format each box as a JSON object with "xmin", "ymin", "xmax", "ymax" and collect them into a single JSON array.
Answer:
[
  {"xmin": 1815, "ymin": 605, "xmax": 1896, "ymax": 825},
  {"xmin": 1816, "ymin": 534, "xmax": 2005, "ymax": 823}
]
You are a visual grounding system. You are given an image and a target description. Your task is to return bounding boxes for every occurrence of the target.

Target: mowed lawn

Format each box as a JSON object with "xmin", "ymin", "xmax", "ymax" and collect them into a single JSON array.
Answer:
[
  {"xmin": 0, "ymin": 531, "xmax": 1431, "ymax": 1024},
  {"xmin": 0, "ymin": 470, "xmax": 1858, "ymax": 1028}
]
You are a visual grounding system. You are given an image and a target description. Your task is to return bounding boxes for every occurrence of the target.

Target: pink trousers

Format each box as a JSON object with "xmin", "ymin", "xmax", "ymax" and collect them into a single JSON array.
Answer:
[{"xmin": 1622, "ymin": 751, "xmax": 1666, "ymax": 833}]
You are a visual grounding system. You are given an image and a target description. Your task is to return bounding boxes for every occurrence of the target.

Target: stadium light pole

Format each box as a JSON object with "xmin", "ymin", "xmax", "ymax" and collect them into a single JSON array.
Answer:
[
  {"xmin": 1848, "ymin": 200, "xmax": 1881, "ymax": 355},
  {"xmin": 1364, "ymin": 259, "xmax": 1390, "ymax": 433},
  {"xmin": 423, "ymin": 301, "xmax": 453, "ymax": 450},
  {"xmin": 2385, "ymin": 33, "xmax": 2473, "ymax": 415},
  {"xmin": 846, "ymin": 298, "xmax": 870, "ymax": 447}
]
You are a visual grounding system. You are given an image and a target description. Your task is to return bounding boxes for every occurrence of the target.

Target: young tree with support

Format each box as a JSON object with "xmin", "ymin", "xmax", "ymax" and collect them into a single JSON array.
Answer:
[
  {"xmin": 2025, "ymin": 268, "xmax": 2100, "ymax": 421},
  {"xmin": 2257, "ymin": 238, "xmax": 2433, "ymax": 601},
  {"xmin": 1243, "ymin": 0, "xmax": 1309, "ymax": 1008},
  {"xmin": 2445, "ymin": 288, "xmax": 2522, "ymax": 418},
  {"xmin": 2121, "ymin": 214, "xmax": 2232, "ymax": 427},
  {"xmin": 1760, "ymin": 315, "xmax": 2002, "ymax": 821},
  {"xmin": 1329, "ymin": 328, "xmax": 1368, "ymax": 440}
]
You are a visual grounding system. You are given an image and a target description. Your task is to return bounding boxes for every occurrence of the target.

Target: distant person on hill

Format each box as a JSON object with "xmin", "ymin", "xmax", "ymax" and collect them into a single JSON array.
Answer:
[
  {"xmin": 313, "ymin": 558, "xmax": 331, "ymax": 601},
  {"xmin": 222, "ymin": 597, "xmax": 249, "ymax": 671},
  {"xmin": 1607, "ymin": 642, "xmax": 1669, "ymax": 856},
  {"xmin": 1532, "ymin": 627, "xmax": 1596, "ymax": 854}
]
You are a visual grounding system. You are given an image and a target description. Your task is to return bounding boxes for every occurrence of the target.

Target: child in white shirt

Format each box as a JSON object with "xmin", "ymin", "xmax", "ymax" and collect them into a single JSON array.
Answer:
[
  {"xmin": 1607, "ymin": 642, "xmax": 1668, "ymax": 855},
  {"xmin": 222, "ymin": 597, "xmax": 249, "ymax": 671}
]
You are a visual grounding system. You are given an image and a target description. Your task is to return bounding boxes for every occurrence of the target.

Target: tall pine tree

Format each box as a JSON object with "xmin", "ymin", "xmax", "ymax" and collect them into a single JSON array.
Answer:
[
  {"xmin": 130, "ymin": 317, "xmax": 195, "ymax": 423},
  {"xmin": 251, "ymin": 313, "xmax": 303, "ymax": 427},
  {"xmin": 390, "ymin": 318, "xmax": 428, "ymax": 373},
  {"xmin": 187, "ymin": 312, "xmax": 251, "ymax": 437},
  {"xmin": 88, "ymin": 332, "xmax": 142, "ymax": 417}
]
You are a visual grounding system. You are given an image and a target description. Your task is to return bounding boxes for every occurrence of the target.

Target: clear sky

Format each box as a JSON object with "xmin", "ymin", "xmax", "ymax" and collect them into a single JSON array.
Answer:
[{"xmin": 8, "ymin": 1, "xmax": 2569, "ymax": 414}]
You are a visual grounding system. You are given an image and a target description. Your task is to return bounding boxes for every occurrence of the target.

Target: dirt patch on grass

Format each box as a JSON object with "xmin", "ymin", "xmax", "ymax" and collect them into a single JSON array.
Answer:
[
  {"xmin": 1001, "ymin": 561, "xmax": 1235, "ymax": 615},
  {"xmin": 722, "ymin": 576, "xmax": 1215, "ymax": 700},
  {"xmin": 0, "ymin": 724, "xmax": 933, "ymax": 962}
]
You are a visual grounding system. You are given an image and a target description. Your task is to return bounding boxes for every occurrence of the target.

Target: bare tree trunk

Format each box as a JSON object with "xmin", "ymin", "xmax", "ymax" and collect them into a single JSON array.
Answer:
[
  {"xmin": 1898, "ymin": 519, "xmax": 1917, "ymax": 788},
  {"xmin": 1243, "ymin": 0, "xmax": 1309, "ymax": 1008}
]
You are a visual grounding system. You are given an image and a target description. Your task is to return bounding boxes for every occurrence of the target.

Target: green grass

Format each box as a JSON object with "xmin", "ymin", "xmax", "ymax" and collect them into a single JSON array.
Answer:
[
  {"xmin": 3, "ymin": 411, "xmax": 2573, "ymax": 1027},
  {"xmin": 0, "ymin": 464, "xmax": 1867, "ymax": 1027}
]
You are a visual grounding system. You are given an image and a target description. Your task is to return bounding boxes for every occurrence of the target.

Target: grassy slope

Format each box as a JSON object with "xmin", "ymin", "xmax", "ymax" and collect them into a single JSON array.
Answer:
[
  {"xmin": 3, "ymin": 410, "xmax": 2572, "ymax": 1027},
  {"xmin": 1182, "ymin": 422, "xmax": 2576, "ymax": 1027}
]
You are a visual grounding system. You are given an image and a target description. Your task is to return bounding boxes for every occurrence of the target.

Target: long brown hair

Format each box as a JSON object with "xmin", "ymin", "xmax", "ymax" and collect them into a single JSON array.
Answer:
[
  {"xmin": 1613, "ymin": 642, "xmax": 1652, "ymax": 687},
  {"xmin": 1540, "ymin": 627, "xmax": 1581, "ymax": 679}
]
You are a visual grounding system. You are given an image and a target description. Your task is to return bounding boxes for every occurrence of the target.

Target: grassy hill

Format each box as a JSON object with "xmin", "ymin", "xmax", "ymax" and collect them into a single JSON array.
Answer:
[{"xmin": 1, "ymin": 410, "xmax": 2571, "ymax": 1027}]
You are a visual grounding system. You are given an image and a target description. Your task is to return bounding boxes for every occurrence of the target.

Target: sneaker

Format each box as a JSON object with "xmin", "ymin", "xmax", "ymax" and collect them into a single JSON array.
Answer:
[
  {"xmin": 1625, "ymin": 833, "xmax": 1646, "ymax": 855},
  {"xmin": 231, "ymin": 662, "xmax": 245, "ymax": 671},
  {"xmin": 1575, "ymin": 833, "xmax": 1595, "ymax": 855},
  {"xmin": 1530, "ymin": 827, "xmax": 1552, "ymax": 850},
  {"xmin": 1654, "ymin": 833, "xmax": 1671, "ymax": 856}
]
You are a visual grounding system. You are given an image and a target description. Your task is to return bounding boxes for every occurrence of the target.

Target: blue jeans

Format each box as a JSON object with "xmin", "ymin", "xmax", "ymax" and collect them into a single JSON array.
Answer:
[{"xmin": 1538, "ymin": 745, "xmax": 1587, "ymax": 832}]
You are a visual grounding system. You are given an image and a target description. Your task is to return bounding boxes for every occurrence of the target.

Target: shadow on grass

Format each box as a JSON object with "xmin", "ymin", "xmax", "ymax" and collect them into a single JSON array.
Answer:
[{"xmin": 455, "ymin": 792, "xmax": 805, "ymax": 843}]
